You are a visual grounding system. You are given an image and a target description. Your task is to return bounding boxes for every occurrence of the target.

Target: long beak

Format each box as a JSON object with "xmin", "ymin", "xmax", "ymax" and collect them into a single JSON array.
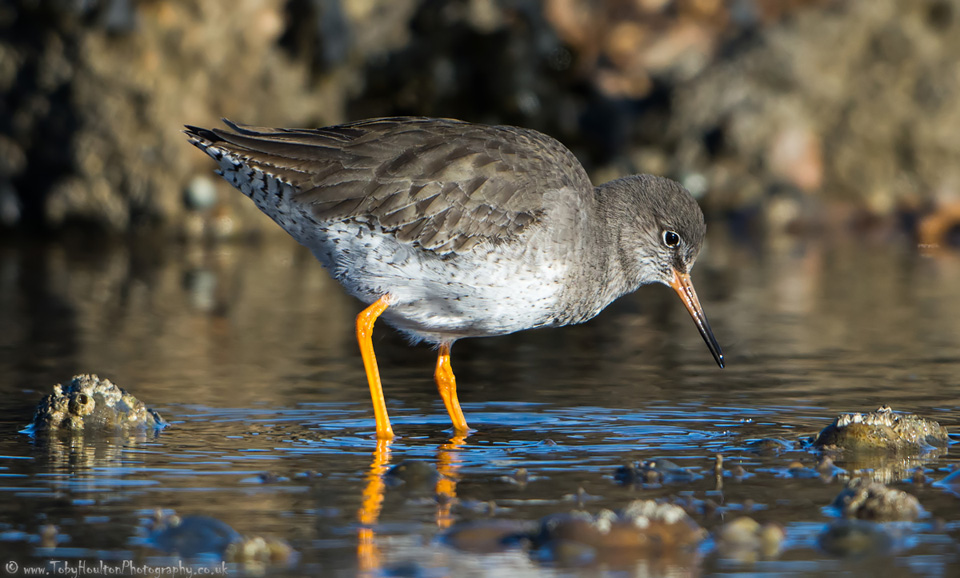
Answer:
[{"xmin": 669, "ymin": 269, "xmax": 724, "ymax": 368}]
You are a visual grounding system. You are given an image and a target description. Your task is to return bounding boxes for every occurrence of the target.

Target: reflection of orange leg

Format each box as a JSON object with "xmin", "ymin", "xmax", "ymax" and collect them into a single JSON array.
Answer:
[
  {"xmin": 436, "ymin": 435, "xmax": 466, "ymax": 529},
  {"xmin": 435, "ymin": 343, "xmax": 468, "ymax": 434},
  {"xmin": 357, "ymin": 439, "xmax": 391, "ymax": 573},
  {"xmin": 356, "ymin": 296, "xmax": 394, "ymax": 440}
]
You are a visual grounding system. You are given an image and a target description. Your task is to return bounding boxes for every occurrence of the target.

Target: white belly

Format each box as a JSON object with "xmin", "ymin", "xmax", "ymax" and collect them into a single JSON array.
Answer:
[{"xmin": 300, "ymin": 219, "xmax": 568, "ymax": 343}]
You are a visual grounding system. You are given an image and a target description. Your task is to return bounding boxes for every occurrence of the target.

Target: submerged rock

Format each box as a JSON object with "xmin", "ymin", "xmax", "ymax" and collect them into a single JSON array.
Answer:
[
  {"xmin": 831, "ymin": 478, "xmax": 921, "ymax": 522},
  {"xmin": 224, "ymin": 535, "xmax": 295, "ymax": 567},
  {"xmin": 38, "ymin": 524, "xmax": 61, "ymax": 549},
  {"xmin": 818, "ymin": 519, "xmax": 893, "ymax": 558},
  {"xmin": 714, "ymin": 517, "xmax": 785, "ymax": 562},
  {"xmin": 148, "ymin": 512, "xmax": 294, "ymax": 566},
  {"xmin": 442, "ymin": 519, "xmax": 537, "ymax": 554},
  {"xmin": 745, "ymin": 438, "xmax": 794, "ymax": 455},
  {"xmin": 500, "ymin": 467, "xmax": 530, "ymax": 487},
  {"xmin": 28, "ymin": 374, "xmax": 166, "ymax": 434},
  {"xmin": 813, "ymin": 406, "xmax": 948, "ymax": 453},
  {"xmin": 532, "ymin": 500, "xmax": 705, "ymax": 562},
  {"xmin": 148, "ymin": 514, "xmax": 241, "ymax": 558},
  {"xmin": 614, "ymin": 459, "xmax": 701, "ymax": 485},
  {"xmin": 383, "ymin": 460, "xmax": 440, "ymax": 489}
]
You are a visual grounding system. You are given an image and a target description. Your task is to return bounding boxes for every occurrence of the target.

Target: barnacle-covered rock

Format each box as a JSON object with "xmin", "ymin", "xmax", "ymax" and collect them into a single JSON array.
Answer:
[
  {"xmin": 532, "ymin": 500, "xmax": 705, "ymax": 563},
  {"xmin": 831, "ymin": 478, "xmax": 921, "ymax": 522},
  {"xmin": 28, "ymin": 374, "xmax": 166, "ymax": 433},
  {"xmin": 714, "ymin": 517, "xmax": 785, "ymax": 562},
  {"xmin": 813, "ymin": 406, "xmax": 948, "ymax": 453}
]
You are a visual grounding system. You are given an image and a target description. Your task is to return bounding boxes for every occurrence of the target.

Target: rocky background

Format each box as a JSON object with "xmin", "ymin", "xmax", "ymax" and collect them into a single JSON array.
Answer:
[{"xmin": 2, "ymin": 0, "xmax": 959, "ymax": 245}]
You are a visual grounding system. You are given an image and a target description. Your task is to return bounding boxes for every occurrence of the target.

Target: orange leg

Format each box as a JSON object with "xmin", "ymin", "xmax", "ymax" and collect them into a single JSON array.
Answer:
[
  {"xmin": 356, "ymin": 296, "xmax": 394, "ymax": 440},
  {"xmin": 435, "ymin": 434, "xmax": 466, "ymax": 529},
  {"xmin": 357, "ymin": 439, "xmax": 391, "ymax": 573},
  {"xmin": 435, "ymin": 343, "xmax": 469, "ymax": 434}
]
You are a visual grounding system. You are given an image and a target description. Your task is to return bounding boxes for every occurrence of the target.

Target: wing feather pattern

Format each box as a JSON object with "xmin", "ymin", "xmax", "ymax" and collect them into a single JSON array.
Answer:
[{"xmin": 185, "ymin": 117, "xmax": 592, "ymax": 254}]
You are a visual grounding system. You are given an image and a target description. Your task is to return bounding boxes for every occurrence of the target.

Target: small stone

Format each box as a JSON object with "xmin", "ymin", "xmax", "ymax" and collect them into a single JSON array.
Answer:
[
  {"xmin": 715, "ymin": 517, "xmax": 785, "ymax": 559},
  {"xmin": 759, "ymin": 524, "xmax": 786, "ymax": 556},
  {"xmin": 500, "ymin": 467, "xmax": 529, "ymax": 486},
  {"xmin": 831, "ymin": 478, "xmax": 921, "ymax": 522},
  {"xmin": 256, "ymin": 473, "xmax": 284, "ymax": 484},
  {"xmin": 818, "ymin": 519, "xmax": 892, "ymax": 557},
  {"xmin": 615, "ymin": 459, "xmax": 701, "ymax": 485},
  {"xmin": 442, "ymin": 519, "xmax": 535, "ymax": 553},
  {"xmin": 911, "ymin": 467, "xmax": 928, "ymax": 486},
  {"xmin": 383, "ymin": 460, "xmax": 439, "ymax": 488},
  {"xmin": 38, "ymin": 525, "xmax": 59, "ymax": 549},
  {"xmin": 746, "ymin": 438, "xmax": 793, "ymax": 454},
  {"xmin": 714, "ymin": 516, "xmax": 784, "ymax": 561},
  {"xmin": 817, "ymin": 456, "xmax": 836, "ymax": 474},
  {"xmin": 513, "ymin": 467, "xmax": 529, "ymax": 484},
  {"xmin": 716, "ymin": 517, "xmax": 761, "ymax": 547},
  {"xmin": 224, "ymin": 535, "xmax": 295, "ymax": 566}
]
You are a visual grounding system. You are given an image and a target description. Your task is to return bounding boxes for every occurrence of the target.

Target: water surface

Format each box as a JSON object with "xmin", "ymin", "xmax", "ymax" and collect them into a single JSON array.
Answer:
[{"xmin": 0, "ymin": 228, "xmax": 959, "ymax": 576}]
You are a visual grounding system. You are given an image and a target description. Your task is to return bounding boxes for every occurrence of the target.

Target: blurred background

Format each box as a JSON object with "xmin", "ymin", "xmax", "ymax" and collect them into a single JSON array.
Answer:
[
  {"xmin": 4, "ymin": 2, "xmax": 960, "ymax": 575},
  {"xmin": 2, "ymin": 0, "xmax": 959, "ymax": 247}
]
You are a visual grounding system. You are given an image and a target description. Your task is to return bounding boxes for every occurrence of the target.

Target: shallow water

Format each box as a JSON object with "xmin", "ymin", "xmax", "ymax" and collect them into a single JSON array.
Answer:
[{"xmin": 1, "ymin": 227, "xmax": 959, "ymax": 576}]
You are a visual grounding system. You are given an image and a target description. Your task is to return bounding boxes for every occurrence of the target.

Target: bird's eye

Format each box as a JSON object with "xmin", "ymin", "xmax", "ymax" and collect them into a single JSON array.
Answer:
[{"xmin": 662, "ymin": 230, "xmax": 681, "ymax": 248}]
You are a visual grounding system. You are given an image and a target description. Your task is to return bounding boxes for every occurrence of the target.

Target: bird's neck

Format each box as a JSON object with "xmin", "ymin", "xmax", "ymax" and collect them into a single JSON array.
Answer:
[{"xmin": 560, "ymin": 186, "xmax": 650, "ymax": 325}]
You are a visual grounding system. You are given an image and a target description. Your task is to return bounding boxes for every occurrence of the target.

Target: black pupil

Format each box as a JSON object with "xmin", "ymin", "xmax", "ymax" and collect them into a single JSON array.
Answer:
[{"xmin": 664, "ymin": 231, "xmax": 679, "ymax": 246}]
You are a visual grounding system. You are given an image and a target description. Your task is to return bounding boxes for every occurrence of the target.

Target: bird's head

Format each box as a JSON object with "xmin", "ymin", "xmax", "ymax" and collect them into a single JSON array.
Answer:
[{"xmin": 600, "ymin": 174, "xmax": 724, "ymax": 368}]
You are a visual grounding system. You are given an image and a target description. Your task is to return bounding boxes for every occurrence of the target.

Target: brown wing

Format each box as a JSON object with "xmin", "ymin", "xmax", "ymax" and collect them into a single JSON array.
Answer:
[{"xmin": 185, "ymin": 117, "xmax": 592, "ymax": 254}]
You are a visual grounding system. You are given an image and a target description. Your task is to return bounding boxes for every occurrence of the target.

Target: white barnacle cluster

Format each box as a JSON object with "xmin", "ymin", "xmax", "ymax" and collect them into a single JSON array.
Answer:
[
  {"xmin": 593, "ymin": 510, "xmax": 617, "ymax": 534},
  {"xmin": 836, "ymin": 406, "xmax": 898, "ymax": 429},
  {"xmin": 621, "ymin": 500, "xmax": 687, "ymax": 526},
  {"xmin": 630, "ymin": 515, "xmax": 651, "ymax": 530}
]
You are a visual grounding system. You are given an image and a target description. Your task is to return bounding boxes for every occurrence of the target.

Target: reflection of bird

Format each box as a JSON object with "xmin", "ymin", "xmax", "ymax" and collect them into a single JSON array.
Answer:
[{"xmin": 185, "ymin": 117, "xmax": 723, "ymax": 439}]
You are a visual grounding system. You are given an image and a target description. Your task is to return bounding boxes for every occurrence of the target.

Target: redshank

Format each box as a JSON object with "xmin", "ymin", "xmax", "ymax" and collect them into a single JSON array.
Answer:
[{"xmin": 184, "ymin": 117, "xmax": 723, "ymax": 439}]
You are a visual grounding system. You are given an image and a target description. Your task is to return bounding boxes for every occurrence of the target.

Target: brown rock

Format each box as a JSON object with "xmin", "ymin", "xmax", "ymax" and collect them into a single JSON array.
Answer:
[
  {"xmin": 831, "ymin": 478, "xmax": 921, "ymax": 521},
  {"xmin": 813, "ymin": 406, "xmax": 949, "ymax": 453}
]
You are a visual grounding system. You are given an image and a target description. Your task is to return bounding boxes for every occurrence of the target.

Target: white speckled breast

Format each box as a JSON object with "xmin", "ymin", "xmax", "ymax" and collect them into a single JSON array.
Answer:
[{"xmin": 299, "ymin": 216, "xmax": 569, "ymax": 343}]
